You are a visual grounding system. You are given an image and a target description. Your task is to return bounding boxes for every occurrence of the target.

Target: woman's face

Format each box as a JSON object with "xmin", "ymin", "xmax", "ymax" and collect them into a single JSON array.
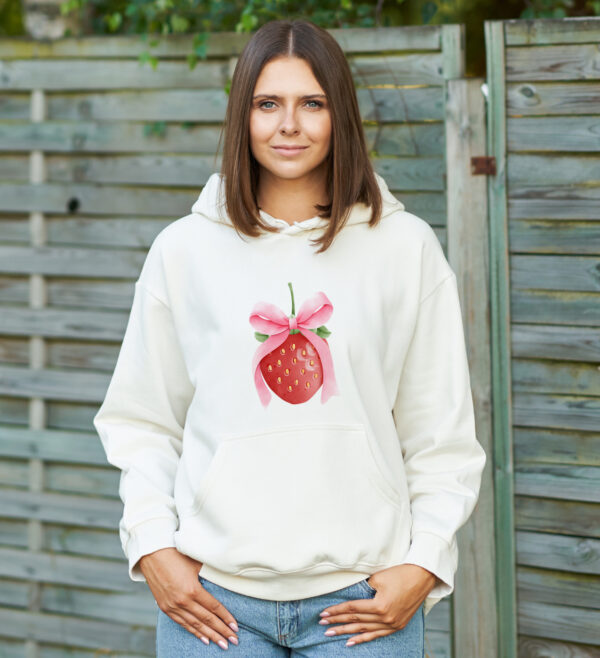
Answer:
[{"xmin": 249, "ymin": 56, "xmax": 332, "ymax": 182}]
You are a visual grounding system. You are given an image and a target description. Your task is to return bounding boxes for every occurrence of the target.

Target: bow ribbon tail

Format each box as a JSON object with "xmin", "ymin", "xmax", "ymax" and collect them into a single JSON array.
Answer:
[
  {"xmin": 297, "ymin": 328, "xmax": 339, "ymax": 403},
  {"xmin": 252, "ymin": 330, "xmax": 289, "ymax": 407}
]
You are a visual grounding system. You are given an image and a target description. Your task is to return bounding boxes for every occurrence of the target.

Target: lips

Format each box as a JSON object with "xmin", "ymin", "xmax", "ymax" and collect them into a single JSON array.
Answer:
[{"xmin": 272, "ymin": 145, "xmax": 308, "ymax": 156}]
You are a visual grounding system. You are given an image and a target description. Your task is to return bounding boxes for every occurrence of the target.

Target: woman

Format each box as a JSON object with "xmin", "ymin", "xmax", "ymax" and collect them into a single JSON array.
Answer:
[{"xmin": 93, "ymin": 18, "xmax": 487, "ymax": 656}]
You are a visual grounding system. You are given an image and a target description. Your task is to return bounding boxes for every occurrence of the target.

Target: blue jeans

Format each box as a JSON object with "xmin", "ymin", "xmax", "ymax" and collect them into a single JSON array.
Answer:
[{"xmin": 156, "ymin": 575, "xmax": 425, "ymax": 656}]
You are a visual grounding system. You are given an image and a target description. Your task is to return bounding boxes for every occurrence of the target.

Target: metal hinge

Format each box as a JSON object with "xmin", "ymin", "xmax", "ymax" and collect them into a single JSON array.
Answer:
[{"xmin": 471, "ymin": 156, "xmax": 496, "ymax": 176}]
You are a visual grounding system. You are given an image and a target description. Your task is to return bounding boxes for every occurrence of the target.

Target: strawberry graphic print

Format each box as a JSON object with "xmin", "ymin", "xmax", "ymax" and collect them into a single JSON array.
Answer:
[{"xmin": 249, "ymin": 282, "xmax": 339, "ymax": 406}]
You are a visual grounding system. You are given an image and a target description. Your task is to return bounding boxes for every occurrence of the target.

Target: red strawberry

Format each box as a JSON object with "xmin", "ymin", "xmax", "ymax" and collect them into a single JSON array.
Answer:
[{"xmin": 254, "ymin": 282, "xmax": 332, "ymax": 405}]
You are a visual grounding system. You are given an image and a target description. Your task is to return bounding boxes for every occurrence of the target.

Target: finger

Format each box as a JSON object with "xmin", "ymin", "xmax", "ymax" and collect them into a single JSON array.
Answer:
[
  {"xmin": 167, "ymin": 609, "xmax": 210, "ymax": 646},
  {"xmin": 320, "ymin": 598, "xmax": 380, "ymax": 625},
  {"xmin": 345, "ymin": 628, "xmax": 394, "ymax": 647},
  {"xmin": 173, "ymin": 608, "xmax": 235, "ymax": 649},
  {"xmin": 197, "ymin": 584, "xmax": 240, "ymax": 633},
  {"xmin": 185, "ymin": 601, "xmax": 238, "ymax": 648},
  {"xmin": 320, "ymin": 611, "xmax": 384, "ymax": 626},
  {"xmin": 322, "ymin": 621, "xmax": 390, "ymax": 640},
  {"xmin": 320, "ymin": 597, "xmax": 375, "ymax": 619}
]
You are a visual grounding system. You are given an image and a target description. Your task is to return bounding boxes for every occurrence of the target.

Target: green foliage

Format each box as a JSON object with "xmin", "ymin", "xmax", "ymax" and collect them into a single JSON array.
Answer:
[
  {"xmin": 59, "ymin": 0, "xmax": 410, "ymax": 71},
  {"xmin": 520, "ymin": 0, "xmax": 600, "ymax": 17}
]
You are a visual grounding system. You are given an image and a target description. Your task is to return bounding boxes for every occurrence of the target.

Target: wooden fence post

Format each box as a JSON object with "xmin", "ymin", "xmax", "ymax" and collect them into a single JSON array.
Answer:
[
  {"xmin": 445, "ymin": 76, "xmax": 498, "ymax": 658},
  {"xmin": 484, "ymin": 19, "xmax": 518, "ymax": 658}
]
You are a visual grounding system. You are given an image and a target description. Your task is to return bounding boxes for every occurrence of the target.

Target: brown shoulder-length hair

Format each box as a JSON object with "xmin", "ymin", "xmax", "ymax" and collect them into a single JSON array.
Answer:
[{"xmin": 214, "ymin": 18, "xmax": 383, "ymax": 254}]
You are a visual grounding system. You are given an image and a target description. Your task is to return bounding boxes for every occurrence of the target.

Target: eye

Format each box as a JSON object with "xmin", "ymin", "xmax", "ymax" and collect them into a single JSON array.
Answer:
[
  {"xmin": 306, "ymin": 100, "xmax": 324, "ymax": 109},
  {"xmin": 258, "ymin": 101, "xmax": 276, "ymax": 109}
]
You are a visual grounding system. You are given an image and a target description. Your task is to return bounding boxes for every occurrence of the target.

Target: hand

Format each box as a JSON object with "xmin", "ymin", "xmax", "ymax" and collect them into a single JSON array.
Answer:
[
  {"xmin": 318, "ymin": 564, "xmax": 437, "ymax": 647},
  {"xmin": 139, "ymin": 547, "xmax": 239, "ymax": 650}
]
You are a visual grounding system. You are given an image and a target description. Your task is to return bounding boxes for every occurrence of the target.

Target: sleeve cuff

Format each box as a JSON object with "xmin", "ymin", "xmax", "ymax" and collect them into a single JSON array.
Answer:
[
  {"xmin": 124, "ymin": 516, "xmax": 179, "ymax": 581},
  {"xmin": 398, "ymin": 530, "xmax": 458, "ymax": 615}
]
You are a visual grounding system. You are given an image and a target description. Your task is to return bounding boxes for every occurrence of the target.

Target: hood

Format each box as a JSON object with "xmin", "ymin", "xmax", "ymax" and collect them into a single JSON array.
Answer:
[{"xmin": 190, "ymin": 171, "xmax": 405, "ymax": 236}]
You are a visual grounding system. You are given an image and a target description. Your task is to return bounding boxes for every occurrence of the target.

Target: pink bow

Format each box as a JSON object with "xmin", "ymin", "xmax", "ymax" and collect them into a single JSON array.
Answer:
[{"xmin": 249, "ymin": 291, "xmax": 339, "ymax": 407}]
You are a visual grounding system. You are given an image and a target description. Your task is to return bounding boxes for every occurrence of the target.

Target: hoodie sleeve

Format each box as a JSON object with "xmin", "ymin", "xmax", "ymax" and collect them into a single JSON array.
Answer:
[
  {"xmin": 393, "ymin": 269, "xmax": 487, "ymax": 607},
  {"xmin": 93, "ymin": 255, "xmax": 195, "ymax": 581}
]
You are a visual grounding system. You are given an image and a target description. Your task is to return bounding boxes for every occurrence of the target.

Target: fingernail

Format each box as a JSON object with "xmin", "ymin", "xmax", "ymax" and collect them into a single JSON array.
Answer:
[
  {"xmin": 320, "ymin": 611, "xmax": 330, "ymax": 617},
  {"xmin": 319, "ymin": 619, "xmax": 329, "ymax": 625},
  {"xmin": 201, "ymin": 636, "xmax": 210, "ymax": 645},
  {"xmin": 218, "ymin": 639, "xmax": 228, "ymax": 650},
  {"xmin": 324, "ymin": 629, "xmax": 336, "ymax": 636},
  {"xmin": 346, "ymin": 640, "xmax": 356, "ymax": 646},
  {"xmin": 229, "ymin": 621, "xmax": 239, "ymax": 632},
  {"xmin": 228, "ymin": 636, "xmax": 238, "ymax": 645}
]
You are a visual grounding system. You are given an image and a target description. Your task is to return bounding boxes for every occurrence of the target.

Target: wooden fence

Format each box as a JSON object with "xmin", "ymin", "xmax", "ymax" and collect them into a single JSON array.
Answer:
[
  {"xmin": 485, "ymin": 15, "xmax": 600, "ymax": 658},
  {"xmin": 0, "ymin": 24, "xmax": 479, "ymax": 658}
]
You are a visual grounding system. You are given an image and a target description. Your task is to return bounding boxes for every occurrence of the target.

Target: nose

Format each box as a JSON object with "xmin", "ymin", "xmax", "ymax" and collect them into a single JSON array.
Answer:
[{"xmin": 279, "ymin": 106, "xmax": 300, "ymax": 135}]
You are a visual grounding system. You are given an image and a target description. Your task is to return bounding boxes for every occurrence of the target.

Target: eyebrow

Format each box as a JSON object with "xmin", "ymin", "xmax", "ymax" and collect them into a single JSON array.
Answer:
[{"xmin": 252, "ymin": 94, "xmax": 327, "ymax": 101}]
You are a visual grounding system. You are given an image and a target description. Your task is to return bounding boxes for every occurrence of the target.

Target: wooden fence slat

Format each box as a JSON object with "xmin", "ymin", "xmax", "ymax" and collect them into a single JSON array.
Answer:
[
  {"xmin": 506, "ymin": 43, "xmax": 600, "ymax": 81},
  {"xmin": 0, "ymin": 607, "xmax": 155, "ymax": 654},
  {"xmin": 517, "ymin": 563, "xmax": 600, "ymax": 610},
  {"xmin": 511, "ymin": 324, "xmax": 600, "ymax": 362},
  {"xmin": 509, "ymin": 220, "xmax": 600, "ymax": 256},
  {"xmin": 517, "ymin": 599, "xmax": 600, "ymax": 646},
  {"xmin": 507, "ymin": 81, "xmax": 600, "ymax": 116},
  {"xmin": 507, "ymin": 116, "xmax": 600, "ymax": 153},
  {"xmin": 515, "ymin": 465, "xmax": 600, "ymax": 502},
  {"xmin": 504, "ymin": 17, "xmax": 600, "ymax": 46},
  {"xmin": 513, "ymin": 392, "xmax": 600, "ymax": 432},
  {"xmin": 511, "ymin": 289, "xmax": 600, "ymax": 327},
  {"xmin": 514, "ymin": 427, "xmax": 600, "ymax": 466},
  {"xmin": 515, "ymin": 496, "xmax": 600, "ymax": 539},
  {"xmin": 510, "ymin": 255, "xmax": 600, "ymax": 293}
]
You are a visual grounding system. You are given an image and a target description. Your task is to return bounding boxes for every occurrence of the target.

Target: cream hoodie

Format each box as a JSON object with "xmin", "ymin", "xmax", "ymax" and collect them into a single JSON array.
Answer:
[{"xmin": 93, "ymin": 171, "xmax": 486, "ymax": 616}]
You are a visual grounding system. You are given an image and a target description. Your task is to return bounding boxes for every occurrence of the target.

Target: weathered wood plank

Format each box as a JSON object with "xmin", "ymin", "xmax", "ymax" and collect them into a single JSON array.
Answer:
[
  {"xmin": 0, "ymin": 607, "xmax": 155, "ymax": 654},
  {"xmin": 485, "ymin": 19, "xmax": 518, "ymax": 658},
  {"xmin": 512, "ymin": 359, "xmax": 600, "ymax": 396},
  {"xmin": 508, "ymin": 154, "xmax": 600, "ymax": 187},
  {"xmin": 507, "ymin": 81, "xmax": 600, "ymax": 116},
  {"xmin": 509, "ymin": 220, "xmax": 600, "ymax": 256},
  {"xmin": 510, "ymin": 255, "xmax": 600, "ymax": 293},
  {"xmin": 0, "ymin": 53, "xmax": 445, "ymax": 91},
  {"xmin": 0, "ymin": 547, "xmax": 137, "ymax": 592},
  {"xmin": 0, "ymin": 245, "xmax": 147, "ymax": 277},
  {"xmin": 45, "ymin": 464, "xmax": 119, "ymax": 498},
  {"xmin": 517, "ymin": 599, "xmax": 600, "ymax": 645},
  {"xmin": 517, "ymin": 563, "xmax": 600, "ymax": 609},
  {"xmin": 507, "ymin": 116, "xmax": 600, "ymax": 153},
  {"xmin": 506, "ymin": 43, "xmax": 600, "ymax": 81},
  {"xmin": 505, "ymin": 17, "xmax": 600, "ymax": 46},
  {"xmin": 0, "ymin": 489, "xmax": 121, "ymax": 528},
  {"xmin": 0, "ymin": 25, "xmax": 444, "ymax": 59},
  {"xmin": 511, "ymin": 289, "xmax": 600, "ymax": 326},
  {"xmin": 511, "ymin": 324, "xmax": 600, "ymax": 362},
  {"xmin": 512, "ymin": 392, "xmax": 600, "ymax": 432},
  {"xmin": 50, "ymin": 88, "xmax": 446, "ymax": 123},
  {"xmin": 518, "ymin": 635, "xmax": 600, "ymax": 658},
  {"xmin": 43, "ymin": 524, "xmax": 123, "ymax": 559},
  {"xmin": 513, "ymin": 427, "xmax": 600, "ymax": 466},
  {"xmin": 0, "ymin": 364, "xmax": 111, "ymax": 402},
  {"xmin": 516, "ymin": 530, "xmax": 600, "ymax": 575},
  {"xmin": 445, "ymin": 76, "xmax": 496, "ymax": 658},
  {"xmin": 0, "ymin": 182, "xmax": 198, "ymax": 215},
  {"xmin": 0, "ymin": 117, "xmax": 444, "ymax": 153},
  {"xmin": 515, "ymin": 464, "xmax": 600, "ymax": 502},
  {"xmin": 0, "ymin": 306, "xmax": 130, "ymax": 340},
  {"xmin": 515, "ymin": 496, "xmax": 600, "ymax": 539},
  {"xmin": 41, "ymin": 585, "xmax": 156, "ymax": 626}
]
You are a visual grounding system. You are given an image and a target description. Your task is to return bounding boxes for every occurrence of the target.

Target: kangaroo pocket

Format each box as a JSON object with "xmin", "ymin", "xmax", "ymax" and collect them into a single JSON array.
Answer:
[{"xmin": 178, "ymin": 422, "xmax": 406, "ymax": 575}]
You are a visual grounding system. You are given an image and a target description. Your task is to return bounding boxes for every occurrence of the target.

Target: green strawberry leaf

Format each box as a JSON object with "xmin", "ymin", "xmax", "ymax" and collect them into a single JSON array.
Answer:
[
  {"xmin": 254, "ymin": 331, "xmax": 269, "ymax": 342},
  {"xmin": 316, "ymin": 325, "xmax": 331, "ymax": 338}
]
